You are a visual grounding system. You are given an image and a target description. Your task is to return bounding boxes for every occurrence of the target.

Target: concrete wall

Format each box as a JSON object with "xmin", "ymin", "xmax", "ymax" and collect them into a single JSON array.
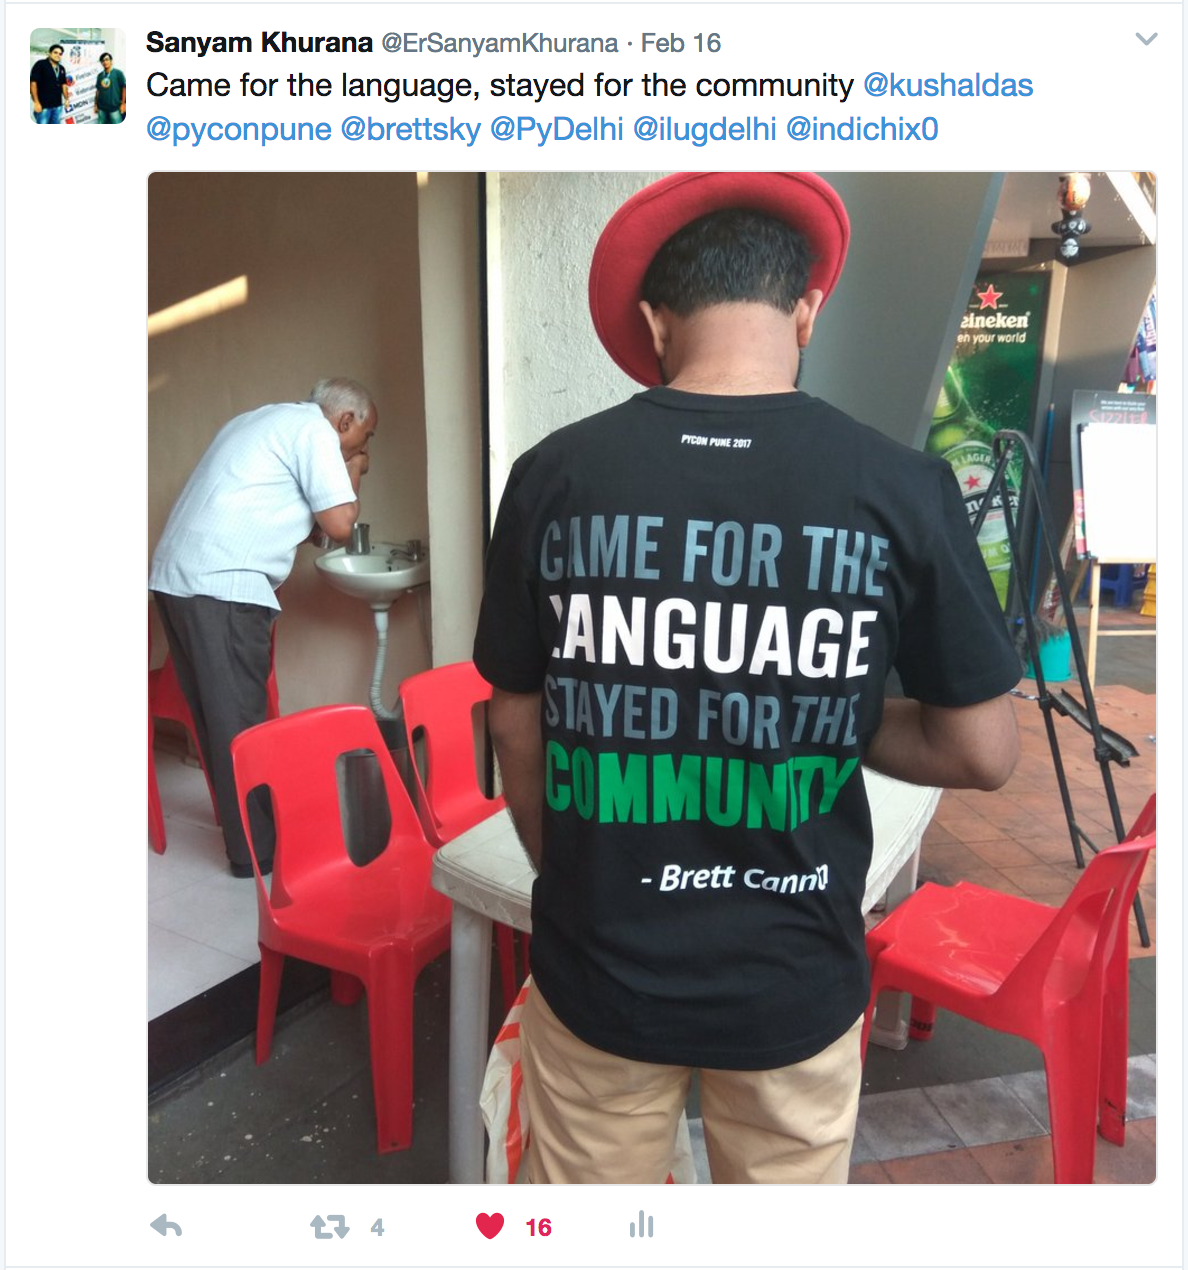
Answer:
[
  {"xmin": 148, "ymin": 172, "xmax": 433, "ymax": 713},
  {"xmin": 811, "ymin": 173, "xmax": 1002, "ymax": 448},
  {"xmin": 487, "ymin": 171, "xmax": 666, "ymax": 510},
  {"xmin": 418, "ymin": 173, "xmax": 485, "ymax": 666},
  {"xmin": 487, "ymin": 172, "xmax": 1001, "ymax": 500}
]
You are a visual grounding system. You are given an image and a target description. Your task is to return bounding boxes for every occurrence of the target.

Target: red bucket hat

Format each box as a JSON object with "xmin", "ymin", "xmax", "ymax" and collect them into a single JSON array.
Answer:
[{"xmin": 589, "ymin": 172, "xmax": 850, "ymax": 386}]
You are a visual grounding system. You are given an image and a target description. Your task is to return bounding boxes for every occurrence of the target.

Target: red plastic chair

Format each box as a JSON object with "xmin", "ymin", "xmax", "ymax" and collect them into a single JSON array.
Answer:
[
  {"xmin": 231, "ymin": 704, "xmax": 451, "ymax": 1154},
  {"xmin": 149, "ymin": 619, "xmax": 279, "ymax": 848},
  {"xmin": 863, "ymin": 803, "xmax": 1155, "ymax": 1183},
  {"xmin": 149, "ymin": 650, "xmax": 222, "ymax": 829},
  {"xmin": 398, "ymin": 662, "xmax": 524, "ymax": 1012},
  {"xmin": 903, "ymin": 795, "xmax": 1158, "ymax": 1048},
  {"xmin": 148, "ymin": 714, "xmax": 167, "ymax": 854}
]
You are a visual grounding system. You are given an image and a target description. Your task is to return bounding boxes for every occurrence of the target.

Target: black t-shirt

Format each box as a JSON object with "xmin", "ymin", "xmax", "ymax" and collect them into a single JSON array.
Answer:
[
  {"xmin": 475, "ymin": 387, "xmax": 1020, "ymax": 1069},
  {"xmin": 31, "ymin": 59, "xmax": 67, "ymax": 108}
]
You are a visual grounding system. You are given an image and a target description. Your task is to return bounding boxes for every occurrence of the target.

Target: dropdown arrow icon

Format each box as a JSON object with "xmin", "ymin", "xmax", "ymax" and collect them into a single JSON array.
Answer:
[{"xmin": 1136, "ymin": 32, "xmax": 1158, "ymax": 44}]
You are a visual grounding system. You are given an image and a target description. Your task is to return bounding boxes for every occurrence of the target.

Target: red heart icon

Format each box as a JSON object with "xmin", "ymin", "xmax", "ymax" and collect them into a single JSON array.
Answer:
[{"xmin": 476, "ymin": 1212, "xmax": 505, "ymax": 1239}]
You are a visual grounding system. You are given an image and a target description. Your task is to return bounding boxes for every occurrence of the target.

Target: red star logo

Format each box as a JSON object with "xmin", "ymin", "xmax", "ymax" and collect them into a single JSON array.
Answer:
[
  {"xmin": 976, "ymin": 284, "xmax": 1003, "ymax": 310},
  {"xmin": 964, "ymin": 474, "xmax": 983, "ymax": 491}
]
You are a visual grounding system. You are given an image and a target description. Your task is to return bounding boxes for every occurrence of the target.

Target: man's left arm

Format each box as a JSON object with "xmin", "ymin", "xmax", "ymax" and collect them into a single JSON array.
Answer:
[
  {"xmin": 865, "ymin": 694, "xmax": 1019, "ymax": 790},
  {"xmin": 488, "ymin": 688, "xmax": 544, "ymax": 871}
]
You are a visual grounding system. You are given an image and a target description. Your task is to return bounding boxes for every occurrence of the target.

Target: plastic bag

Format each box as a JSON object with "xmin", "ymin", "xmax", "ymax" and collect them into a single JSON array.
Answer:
[
  {"xmin": 480, "ymin": 979, "xmax": 533, "ymax": 1183},
  {"xmin": 480, "ymin": 977, "xmax": 697, "ymax": 1183}
]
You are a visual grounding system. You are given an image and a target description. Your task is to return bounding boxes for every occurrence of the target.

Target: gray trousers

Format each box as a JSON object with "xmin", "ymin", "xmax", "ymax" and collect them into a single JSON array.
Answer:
[{"xmin": 153, "ymin": 592, "xmax": 275, "ymax": 868}]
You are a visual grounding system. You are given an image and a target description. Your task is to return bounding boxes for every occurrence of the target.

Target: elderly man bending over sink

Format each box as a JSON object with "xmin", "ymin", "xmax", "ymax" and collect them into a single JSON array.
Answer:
[{"xmin": 150, "ymin": 377, "xmax": 377, "ymax": 878}]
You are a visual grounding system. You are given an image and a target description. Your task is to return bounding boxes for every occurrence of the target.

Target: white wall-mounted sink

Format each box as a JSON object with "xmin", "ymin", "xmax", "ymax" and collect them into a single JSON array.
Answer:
[{"xmin": 316, "ymin": 543, "xmax": 430, "ymax": 610}]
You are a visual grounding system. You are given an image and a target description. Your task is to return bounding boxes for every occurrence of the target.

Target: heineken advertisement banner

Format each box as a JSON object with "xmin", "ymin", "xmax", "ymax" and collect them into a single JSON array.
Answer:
[{"xmin": 926, "ymin": 273, "xmax": 1050, "ymax": 606}]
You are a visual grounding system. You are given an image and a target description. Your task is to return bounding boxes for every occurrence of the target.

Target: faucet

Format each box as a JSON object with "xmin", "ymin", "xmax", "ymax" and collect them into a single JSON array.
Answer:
[{"xmin": 388, "ymin": 538, "xmax": 425, "ymax": 563}]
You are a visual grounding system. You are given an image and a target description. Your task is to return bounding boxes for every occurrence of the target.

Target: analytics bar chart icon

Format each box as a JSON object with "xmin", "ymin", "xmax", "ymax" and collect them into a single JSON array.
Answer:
[{"xmin": 629, "ymin": 1210, "xmax": 654, "ymax": 1238}]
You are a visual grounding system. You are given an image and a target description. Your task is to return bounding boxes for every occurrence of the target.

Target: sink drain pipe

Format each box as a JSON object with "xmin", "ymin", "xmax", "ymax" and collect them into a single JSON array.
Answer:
[
  {"xmin": 367, "ymin": 607, "xmax": 413, "ymax": 784},
  {"xmin": 340, "ymin": 607, "xmax": 414, "ymax": 862},
  {"xmin": 369, "ymin": 607, "xmax": 398, "ymax": 720}
]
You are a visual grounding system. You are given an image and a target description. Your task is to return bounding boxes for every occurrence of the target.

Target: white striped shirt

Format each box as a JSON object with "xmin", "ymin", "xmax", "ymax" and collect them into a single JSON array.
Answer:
[{"xmin": 150, "ymin": 401, "xmax": 356, "ymax": 610}]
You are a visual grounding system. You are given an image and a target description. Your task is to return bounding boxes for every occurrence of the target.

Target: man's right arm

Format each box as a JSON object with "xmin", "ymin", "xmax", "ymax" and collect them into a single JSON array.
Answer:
[
  {"xmin": 313, "ymin": 452, "xmax": 367, "ymax": 543},
  {"xmin": 488, "ymin": 688, "xmax": 544, "ymax": 871},
  {"xmin": 30, "ymin": 77, "xmax": 41, "ymax": 111},
  {"xmin": 864, "ymin": 695, "xmax": 1019, "ymax": 791}
]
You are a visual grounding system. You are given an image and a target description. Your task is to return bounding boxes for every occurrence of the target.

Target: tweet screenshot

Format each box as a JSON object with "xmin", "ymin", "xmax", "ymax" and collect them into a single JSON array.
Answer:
[{"xmin": 3, "ymin": 0, "xmax": 1182, "ymax": 1266}]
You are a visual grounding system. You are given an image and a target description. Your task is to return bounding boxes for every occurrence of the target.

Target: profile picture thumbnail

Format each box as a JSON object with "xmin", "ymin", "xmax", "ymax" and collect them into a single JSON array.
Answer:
[{"xmin": 30, "ymin": 27, "xmax": 126, "ymax": 124}]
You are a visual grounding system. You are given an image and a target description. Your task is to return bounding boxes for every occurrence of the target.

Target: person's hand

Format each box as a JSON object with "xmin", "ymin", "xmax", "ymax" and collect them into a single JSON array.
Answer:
[{"xmin": 346, "ymin": 452, "xmax": 370, "ymax": 480}]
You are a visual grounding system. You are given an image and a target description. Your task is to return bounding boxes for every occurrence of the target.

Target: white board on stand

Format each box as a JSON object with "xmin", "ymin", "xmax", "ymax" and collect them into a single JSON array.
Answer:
[{"xmin": 1078, "ymin": 422, "xmax": 1157, "ymax": 563}]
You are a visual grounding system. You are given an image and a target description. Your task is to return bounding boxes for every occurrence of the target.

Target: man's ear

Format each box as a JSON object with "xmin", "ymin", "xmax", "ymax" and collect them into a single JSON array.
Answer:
[
  {"xmin": 336, "ymin": 410, "xmax": 355, "ymax": 434},
  {"xmin": 639, "ymin": 300, "xmax": 670, "ymax": 361},
  {"xmin": 795, "ymin": 289, "xmax": 825, "ymax": 348}
]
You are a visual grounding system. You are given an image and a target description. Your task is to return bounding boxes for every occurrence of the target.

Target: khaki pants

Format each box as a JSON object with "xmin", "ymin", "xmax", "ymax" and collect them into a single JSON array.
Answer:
[{"xmin": 519, "ymin": 987, "xmax": 862, "ymax": 1184}]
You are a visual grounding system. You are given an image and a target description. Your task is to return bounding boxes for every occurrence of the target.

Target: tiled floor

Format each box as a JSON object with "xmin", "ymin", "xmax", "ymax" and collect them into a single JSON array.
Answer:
[
  {"xmin": 148, "ymin": 600, "xmax": 1157, "ymax": 1183},
  {"xmin": 148, "ymin": 747, "xmax": 261, "ymax": 1020}
]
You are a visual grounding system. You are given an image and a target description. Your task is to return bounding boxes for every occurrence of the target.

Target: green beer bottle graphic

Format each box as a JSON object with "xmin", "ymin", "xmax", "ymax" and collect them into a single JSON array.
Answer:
[{"xmin": 927, "ymin": 366, "xmax": 1017, "ymax": 606}]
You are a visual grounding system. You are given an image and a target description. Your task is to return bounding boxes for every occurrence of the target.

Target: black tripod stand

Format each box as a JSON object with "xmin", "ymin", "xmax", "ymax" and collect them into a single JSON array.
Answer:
[{"xmin": 972, "ymin": 429, "xmax": 1149, "ymax": 946}]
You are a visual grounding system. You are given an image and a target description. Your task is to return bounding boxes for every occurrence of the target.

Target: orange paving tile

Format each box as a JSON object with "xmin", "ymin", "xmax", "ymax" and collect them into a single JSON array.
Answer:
[
  {"xmin": 948, "ymin": 866, "xmax": 1027, "ymax": 897},
  {"xmin": 880, "ymin": 1146, "xmax": 993, "ymax": 1184},
  {"xmin": 995, "ymin": 861, "xmax": 1077, "ymax": 893},
  {"xmin": 932, "ymin": 814, "xmax": 1006, "ymax": 843},
  {"xmin": 964, "ymin": 838, "xmax": 1048, "ymax": 868},
  {"xmin": 848, "ymin": 1159, "xmax": 894, "ymax": 1184},
  {"xmin": 1093, "ymin": 1124, "xmax": 1158, "ymax": 1183},
  {"xmin": 1130, "ymin": 1118, "xmax": 1156, "ymax": 1147},
  {"xmin": 904, "ymin": 1136, "xmax": 1057, "ymax": 1184}
]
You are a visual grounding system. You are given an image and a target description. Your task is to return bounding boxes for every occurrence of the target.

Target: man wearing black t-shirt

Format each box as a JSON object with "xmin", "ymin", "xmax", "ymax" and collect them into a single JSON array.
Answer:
[
  {"xmin": 30, "ymin": 44, "xmax": 69, "ymax": 124},
  {"xmin": 93, "ymin": 52, "xmax": 127, "ymax": 124},
  {"xmin": 474, "ymin": 173, "xmax": 1021, "ymax": 1184}
]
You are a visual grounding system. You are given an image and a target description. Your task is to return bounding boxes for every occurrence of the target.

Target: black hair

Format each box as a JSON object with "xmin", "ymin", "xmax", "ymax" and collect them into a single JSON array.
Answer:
[
  {"xmin": 100, "ymin": 51, "xmax": 112, "ymax": 60},
  {"xmin": 48, "ymin": 43, "xmax": 64, "ymax": 54},
  {"xmin": 641, "ymin": 208, "xmax": 815, "ymax": 317}
]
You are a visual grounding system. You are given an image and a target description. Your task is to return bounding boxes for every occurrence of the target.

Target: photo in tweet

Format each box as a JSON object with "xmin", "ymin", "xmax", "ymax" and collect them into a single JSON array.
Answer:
[{"xmin": 147, "ymin": 168, "xmax": 1157, "ymax": 1190}]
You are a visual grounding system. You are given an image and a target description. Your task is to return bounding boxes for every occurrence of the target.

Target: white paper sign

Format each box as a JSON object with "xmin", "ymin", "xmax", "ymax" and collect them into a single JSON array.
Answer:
[{"xmin": 1079, "ymin": 422, "xmax": 1157, "ymax": 562}]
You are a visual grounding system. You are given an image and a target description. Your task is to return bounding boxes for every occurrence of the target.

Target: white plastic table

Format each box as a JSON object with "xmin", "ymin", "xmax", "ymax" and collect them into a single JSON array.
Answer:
[{"xmin": 431, "ymin": 769, "xmax": 940, "ymax": 1184}]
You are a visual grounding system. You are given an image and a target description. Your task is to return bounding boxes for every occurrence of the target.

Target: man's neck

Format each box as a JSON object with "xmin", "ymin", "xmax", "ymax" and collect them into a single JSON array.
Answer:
[
  {"xmin": 659, "ymin": 304, "xmax": 802, "ymax": 396},
  {"xmin": 666, "ymin": 367, "xmax": 796, "ymax": 394}
]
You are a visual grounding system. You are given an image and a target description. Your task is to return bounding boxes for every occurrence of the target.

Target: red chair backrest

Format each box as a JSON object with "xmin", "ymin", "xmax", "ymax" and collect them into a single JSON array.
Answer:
[
  {"xmin": 1001, "ymin": 832, "xmax": 1154, "ymax": 1013},
  {"xmin": 231, "ymin": 704, "xmax": 430, "ymax": 907},
  {"xmin": 1125, "ymin": 792, "xmax": 1156, "ymax": 841},
  {"xmin": 398, "ymin": 661, "xmax": 505, "ymax": 845},
  {"xmin": 148, "ymin": 647, "xmax": 193, "ymax": 727}
]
